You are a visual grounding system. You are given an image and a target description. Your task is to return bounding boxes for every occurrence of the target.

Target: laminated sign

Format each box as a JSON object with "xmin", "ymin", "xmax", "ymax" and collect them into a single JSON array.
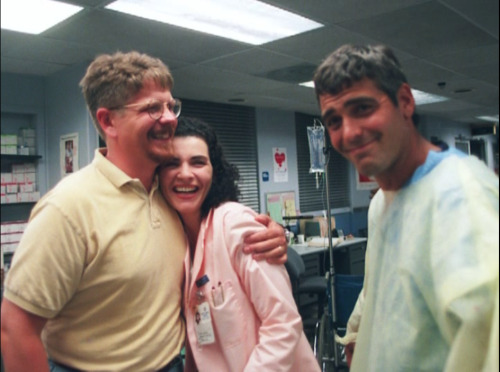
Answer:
[{"xmin": 273, "ymin": 147, "xmax": 288, "ymax": 182}]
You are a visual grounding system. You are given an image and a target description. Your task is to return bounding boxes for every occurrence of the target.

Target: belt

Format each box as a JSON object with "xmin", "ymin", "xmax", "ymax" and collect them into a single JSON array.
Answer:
[
  {"xmin": 48, "ymin": 355, "xmax": 183, "ymax": 372},
  {"xmin": 48, "ymin": 359, "xmax": 81, "ymax": 372},
  {"xmin": 157, "ymin": 355, "xmax": 183, "ymax": 372}
]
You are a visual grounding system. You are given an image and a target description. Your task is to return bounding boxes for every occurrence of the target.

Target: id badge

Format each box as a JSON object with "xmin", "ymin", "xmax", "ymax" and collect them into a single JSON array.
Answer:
[{"xmin": 194, "ymin": 302, "xmax": 215, "ymax": 345}]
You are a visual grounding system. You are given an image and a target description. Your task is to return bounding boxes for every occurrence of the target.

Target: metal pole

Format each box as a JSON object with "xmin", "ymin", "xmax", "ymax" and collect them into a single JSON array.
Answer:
[{"xmin": 321, "ymin": 121, "xmax": 340, "ymax": 369}]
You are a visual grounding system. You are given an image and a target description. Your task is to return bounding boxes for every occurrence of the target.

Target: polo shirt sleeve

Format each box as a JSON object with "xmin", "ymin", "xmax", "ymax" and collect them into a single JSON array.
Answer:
[{"xmin": 4, "ymin": 201, "xmax": 86, "ymax": 319}]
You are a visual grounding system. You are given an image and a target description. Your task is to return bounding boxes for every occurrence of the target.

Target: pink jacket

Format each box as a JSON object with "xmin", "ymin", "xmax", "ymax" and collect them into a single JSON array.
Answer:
[{"xmin": 183, "ymin": 202, "xmax": 320, "ymax": 372}]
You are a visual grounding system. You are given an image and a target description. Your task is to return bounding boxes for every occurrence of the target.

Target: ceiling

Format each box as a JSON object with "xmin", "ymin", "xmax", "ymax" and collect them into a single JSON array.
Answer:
[{"xmin": 1, "ymin": 0, "xmax": 499, "ymax": 125}]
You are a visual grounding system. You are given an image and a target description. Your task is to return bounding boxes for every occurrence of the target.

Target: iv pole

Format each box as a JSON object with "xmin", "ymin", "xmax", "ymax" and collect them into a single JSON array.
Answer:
[{"xmin": 314, "ymin": 118, "xmax": 340, "ymax": 368}]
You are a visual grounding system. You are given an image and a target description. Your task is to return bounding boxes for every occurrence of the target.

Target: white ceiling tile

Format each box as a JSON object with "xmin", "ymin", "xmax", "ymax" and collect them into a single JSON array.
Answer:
[
  {"xmin": 338, "ymin": 2, "xmax": 497, "ymax": 58},
  {"xmin": 0, "ymin": 0, "xmax": 497, "ymax": 124}
]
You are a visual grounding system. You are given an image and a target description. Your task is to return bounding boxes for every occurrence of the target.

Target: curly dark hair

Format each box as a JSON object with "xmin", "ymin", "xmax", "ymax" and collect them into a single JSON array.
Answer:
[{"xmin": 173, "ymin": 117, "xmax": 240, "ymax": 218}]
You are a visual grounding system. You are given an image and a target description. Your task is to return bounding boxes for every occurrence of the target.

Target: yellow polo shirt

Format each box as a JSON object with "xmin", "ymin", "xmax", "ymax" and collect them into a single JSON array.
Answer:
[{"xmin": 4, "ymin": 149, "xmax": 187, "ymax": 371}]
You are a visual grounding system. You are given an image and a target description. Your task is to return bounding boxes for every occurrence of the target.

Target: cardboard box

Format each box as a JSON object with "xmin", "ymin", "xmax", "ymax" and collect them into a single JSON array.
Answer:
[
  {"xmin": 19, "ymin": 137, "xmax": 36, "ymax": 147},
  {"xmin": 24, "ymin": 173, "xmax": 36, "ymax": 183},
  {"xmin": 4, "ymin": 194, "xmax": 17, "ymax": 204},
  {"xmin": 12, "ymin": 173, "xmax": 25, "ymax": 184},
  {"xmin": 29, "ymin": 191, "xmax": 41, "ymax": 202},
  {"xmin": 11, "ymin": 164, "xmax": 25, "ymax": 173},
  {"xmin": 1, "ymin": 135, "xmax": 17, "ymax": 145},
  {"xmin": 19, "ymin": 128, "xmax": 36, "ymax": 138},
  {"xmin": 1, "ymin": 173, "xmax": 13, "ymax": 183},
  {"xmin": 24, "ymin": 163, "xmax": 36, "ymax": 172},
  {"xmin": 18, "ymin": 146, "xmax": 30, "ymax": 155},
  {"xmin": 19, "ymin": 183, "xmax": 36, "ymax": 193},
  {"xmin": 1, "ymin": 145, "xmax": 17, "ymax": 154},
  {"xmin": 0, "ymin": 232, "xmax": 23, "ymax": 244},
  {"xmin": 17, "ymin": 193, "xmax": 28, "ymax": 203},
  {"xmin": 1, "ymin": 221, "xmax": 27, "ymax": 234},
  {"xmin": 17, "ymin": 192, "xmax": 39, "ymax": 203},
  {"xmin": 6, "ymin": 184, "xmax": 18, "ymax": 194},
  {"xmin": 1, "ymin": 242, "xmax": 18, "ymax": 254},
  {"xmin": 1, "ymin": 223, "xmax": 10, "ymax": 234}
]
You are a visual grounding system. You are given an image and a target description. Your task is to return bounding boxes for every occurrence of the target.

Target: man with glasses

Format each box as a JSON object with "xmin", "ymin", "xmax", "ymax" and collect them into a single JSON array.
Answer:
[
  {"xmin": 1, "ymin": 51, "xmax": 287, "ymax": 372},
  {"xmin": 110, "ymin": 98, "xmax": 182, "ymax": 121}
]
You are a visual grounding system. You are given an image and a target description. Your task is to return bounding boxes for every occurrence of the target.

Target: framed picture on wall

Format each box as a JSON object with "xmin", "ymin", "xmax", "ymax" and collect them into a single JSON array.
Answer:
[{"xmin": 60, "ymin": 133, "xmax": 79, "ymax": 178}]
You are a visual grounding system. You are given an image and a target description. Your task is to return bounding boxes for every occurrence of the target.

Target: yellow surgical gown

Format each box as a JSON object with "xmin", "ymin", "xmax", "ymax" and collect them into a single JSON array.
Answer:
[{"xmin": 351, "ymin": 150, "xmax": 499, "ymax": 372}]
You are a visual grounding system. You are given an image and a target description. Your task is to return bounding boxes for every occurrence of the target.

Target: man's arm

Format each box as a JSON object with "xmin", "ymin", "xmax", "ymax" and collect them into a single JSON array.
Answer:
[
  {"xmin": 1, "ymin": 299, "xmax": 49, "ymax": 372},
  {"xmin": 340, "ymin": 288, "xmax": 365, "ymax": 367},
  {"xmin": 244, "ymin": 214, "xmax": 287, "ymax": 264}
]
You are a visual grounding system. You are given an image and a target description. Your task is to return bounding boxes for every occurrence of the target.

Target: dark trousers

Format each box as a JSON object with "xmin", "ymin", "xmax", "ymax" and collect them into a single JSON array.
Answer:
[{"xmin": 48, "ymin": 355, "xmax": 184, "ymax": 372}]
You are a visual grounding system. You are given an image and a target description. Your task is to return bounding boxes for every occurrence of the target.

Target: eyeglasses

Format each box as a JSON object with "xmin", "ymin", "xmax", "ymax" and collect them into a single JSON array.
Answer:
[{"xmin": 111, "ymin": 99, "xmax": 182, "ymax": 120}]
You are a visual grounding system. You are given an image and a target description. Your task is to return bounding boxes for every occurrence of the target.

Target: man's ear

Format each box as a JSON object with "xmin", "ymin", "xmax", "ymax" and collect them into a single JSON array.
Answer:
[
  {"xmin": 96, "ymin": 108, "xmax": 118, "ymax": 138},
  {"xmin": 397, "ymin": 83, "xmax": 415, "ymax": 121}
]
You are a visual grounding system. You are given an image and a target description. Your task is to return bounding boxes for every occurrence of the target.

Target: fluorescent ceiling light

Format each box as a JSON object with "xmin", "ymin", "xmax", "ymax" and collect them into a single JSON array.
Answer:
[
  {"xmin": 411, "ymin": 89, "xmax": 449, "ymax": 106},
  {"xmin": 299, "ymin": 81, "xmax": 315, "ymax": 88},
  {"xmin": 1, "ymin": 0, "xmax": 82, "ymax": 35},
  {"xmin": 476, "ymin": 115, "xmax": 499, "ymax": 123},
  {"xmin": 106, "ymin": 0, "xmax": 323, "ymax": 45}
]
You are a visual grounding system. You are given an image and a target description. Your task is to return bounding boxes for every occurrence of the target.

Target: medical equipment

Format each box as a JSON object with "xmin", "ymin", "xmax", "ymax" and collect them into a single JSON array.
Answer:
[
  {"xmin": 307, "ymin": 119, "xmax": 326, "ymax": 189},
  {"xmin": 309, "ymin": 119, "xmax": 363, "ymax": 371}
]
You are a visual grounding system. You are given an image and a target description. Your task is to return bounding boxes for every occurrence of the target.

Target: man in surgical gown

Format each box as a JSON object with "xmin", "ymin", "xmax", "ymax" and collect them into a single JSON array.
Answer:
[{"xmin": 313, "ymin": 44, "xmax": 499, "ymax": 371}]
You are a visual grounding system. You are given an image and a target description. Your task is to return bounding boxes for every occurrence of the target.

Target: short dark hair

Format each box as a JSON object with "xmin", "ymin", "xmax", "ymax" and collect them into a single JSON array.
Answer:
[
  {"xmin": 314, "ymin": 44, "xmax": 420, "ymax": 124},
  {"xmin": 314, "ymin": 44, "xmax": 407, "ymax": 105},
  {"xmin": 173, "ymin": 117, "xmax": 240, "ymax": 217}
]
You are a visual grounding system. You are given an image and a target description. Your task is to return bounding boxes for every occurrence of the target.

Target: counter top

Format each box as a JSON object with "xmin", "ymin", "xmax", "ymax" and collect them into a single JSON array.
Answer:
[{"xmin": 290, "ymin": 237, "xmax": 367, "ymax": 256}]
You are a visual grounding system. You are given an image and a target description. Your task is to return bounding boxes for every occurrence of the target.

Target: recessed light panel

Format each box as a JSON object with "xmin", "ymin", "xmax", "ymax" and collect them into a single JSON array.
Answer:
[
  {"xmin": 106, "ymin": 0, "xmax": 323, "ymax": 45},
  {"xmin": 411, "ymin": 89, "xmax": 449, "ymax": 106},
  {"xmin": 477, "ymin": 115, "xmax": 499, "ymax": 123},
  {"xmin": 299, "ymin": 81, "xmax": 315, "ymax": 88},
  {"xmin": 1, "ymin": 0, "xmax": 82, "ymax": 34}
]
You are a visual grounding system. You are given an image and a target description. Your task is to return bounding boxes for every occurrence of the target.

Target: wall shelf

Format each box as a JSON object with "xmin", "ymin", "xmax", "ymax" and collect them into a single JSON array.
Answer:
[
  {"xmin": 1, "ymin": 154, "xmax": 42, "ymax": 165},
  {"xmin": 1, "ymin": 202, "xmax": 37, "ymax": 206},
  {"xmin": 1, "ymin": 201, "xmax": 36, "ymax": 223}
]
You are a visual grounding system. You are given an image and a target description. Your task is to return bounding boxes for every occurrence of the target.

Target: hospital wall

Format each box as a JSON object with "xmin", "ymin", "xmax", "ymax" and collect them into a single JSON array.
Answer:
[{"xmin": 2, "ymin": 69, "xmax": 488, "ymax": 236}]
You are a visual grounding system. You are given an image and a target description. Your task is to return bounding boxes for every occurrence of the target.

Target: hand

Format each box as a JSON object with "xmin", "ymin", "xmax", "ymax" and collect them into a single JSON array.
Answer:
[
  {"xmin": 244, "ymin": 214, "xmax": 288, "ymax": 264},
  {"xmin": 345, "ymin": 342, "xmax": 355, "ymax": 368}
]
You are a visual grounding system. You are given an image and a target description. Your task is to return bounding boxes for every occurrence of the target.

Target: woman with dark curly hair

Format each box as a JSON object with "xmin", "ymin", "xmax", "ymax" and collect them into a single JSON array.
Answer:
[{"xmin": 159, "ymin": 117, "xmax": 319, "ymax": 372}]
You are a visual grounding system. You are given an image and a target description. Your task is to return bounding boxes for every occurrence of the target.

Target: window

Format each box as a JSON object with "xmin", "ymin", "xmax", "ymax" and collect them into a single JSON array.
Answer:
[
  {"xmin": 181, "ymin": 99, "xmax": 260, "ymax": 212},
  {"xmin": 295, "ymin": 112, "xmax": 349, "ymax": 212}
]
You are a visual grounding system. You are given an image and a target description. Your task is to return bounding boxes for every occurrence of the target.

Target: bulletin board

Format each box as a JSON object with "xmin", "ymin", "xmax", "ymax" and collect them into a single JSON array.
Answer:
[{"xmin": 265, "ymin": 191, "xmax": 297, "ymax": 225}]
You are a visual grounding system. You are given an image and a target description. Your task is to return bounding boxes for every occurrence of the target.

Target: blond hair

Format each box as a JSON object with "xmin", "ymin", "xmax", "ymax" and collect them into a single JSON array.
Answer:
[{"xmin": 79, "ymin": 51, "xmax": 174, "ymax": 140}]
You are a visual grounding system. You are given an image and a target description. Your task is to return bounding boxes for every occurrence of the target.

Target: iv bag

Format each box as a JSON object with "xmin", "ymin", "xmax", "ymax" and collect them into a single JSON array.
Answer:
[{"xmin": 307, "ymin": 126, "xmax": 325, "ymax": 173}]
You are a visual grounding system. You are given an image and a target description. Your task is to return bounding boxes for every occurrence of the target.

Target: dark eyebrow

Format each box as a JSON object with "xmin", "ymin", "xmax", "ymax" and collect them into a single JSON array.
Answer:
[
  {"xmin": 343, "ymin": 96, "xmax": 379, "ymax": 108},
  {"xmin": 191, "ymin": 155, "xmax": 209, "ymax": 162},
  {"xmin": 322, "ymin": 96, "xmax": 379, "ymax": 120},
  {"xmin": 163, "ymin": 156, "xmax": 179, "ymax": 164}
]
